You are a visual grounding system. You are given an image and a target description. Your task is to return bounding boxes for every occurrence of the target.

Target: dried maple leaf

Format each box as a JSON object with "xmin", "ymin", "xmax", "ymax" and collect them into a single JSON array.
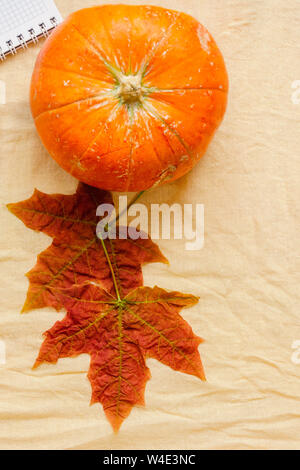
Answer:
[
  {"xmin": 8, "ymin": 184, "xmax": 164, "ymax": 312},
  {"xmin": 33, "ymin": 284, "xmax": 204, "ymax": 431},
  {"xmin": 8, "ymin": 183, "xmax": 205, "ymax": 431}
]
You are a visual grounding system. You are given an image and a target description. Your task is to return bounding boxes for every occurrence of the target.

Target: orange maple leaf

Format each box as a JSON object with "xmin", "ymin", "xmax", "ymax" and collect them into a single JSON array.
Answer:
[{"xmin": 8, "ymin": 183, "xmax": 205, "ymax": 431}]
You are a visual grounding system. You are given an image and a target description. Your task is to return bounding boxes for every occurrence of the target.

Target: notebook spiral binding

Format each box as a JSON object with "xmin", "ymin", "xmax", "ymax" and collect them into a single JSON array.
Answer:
[{"xmin": 0, "ymin": 16, "xmax": 58, "ymax": 61}]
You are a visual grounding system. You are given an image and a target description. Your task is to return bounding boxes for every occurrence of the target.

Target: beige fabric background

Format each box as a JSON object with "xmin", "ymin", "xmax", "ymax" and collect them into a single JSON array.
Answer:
[{"xmin": 0, "ymin": 0, "xmax": 300, "ymax": 450}]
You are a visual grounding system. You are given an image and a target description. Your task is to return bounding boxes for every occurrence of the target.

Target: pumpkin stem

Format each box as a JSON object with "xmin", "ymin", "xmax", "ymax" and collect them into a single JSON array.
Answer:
[{"xmin": 116, "ymin": 74, "xmax": 144, "ymax": 106}]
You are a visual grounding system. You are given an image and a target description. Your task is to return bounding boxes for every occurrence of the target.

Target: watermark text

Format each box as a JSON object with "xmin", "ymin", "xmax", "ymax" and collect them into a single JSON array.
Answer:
[{"xmin": 96, "ymin": 196, "xmax": 204, "ymax": 251}]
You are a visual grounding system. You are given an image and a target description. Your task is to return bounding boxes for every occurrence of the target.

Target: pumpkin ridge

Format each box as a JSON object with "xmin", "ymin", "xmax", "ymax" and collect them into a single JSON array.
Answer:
[
  {"xmin": 150, "ymin": 87, "xmax": 227, "ymax": 93},
  {"xmin": 124, "ymin": 121, "xmax": 135, "ymax": 192},
  {"xmin": 141, "ymin": 12, "xmax": 181, "ymax": 79},
  {"xmin": 79, "ymin": 103, "xmax": 121, "ymax": 161},
  {"xmin": 71, "ymin": 24, "xmax": 122, "ymax": 79},
  {"xmin": 42, "ymin": 65, "xmax": 113, "ymax": 87},
  {"xmin": 34, "ymin": 92, "xmax": 115, "ymax": 121},
  {"xmin": 139, "ymin": 110, "xmax": 166, "ymax": 172},
  {"xmin": 143, "ymin": 102, "xmax": 194, "ymax": 162},
  {"xmin": 141, "ymin": 106, "xmax": 184, "ymax": 163},
  {"xmin": 71, "ymin": 24, "xmax": 108, "ymax": 65},
  {"xmin": 147, "ymin": 88, "xmax": 225, "ymax": 116},
  {"xmin": 94, "ymin": 13, "xmax": 124, "ymax": 72}
]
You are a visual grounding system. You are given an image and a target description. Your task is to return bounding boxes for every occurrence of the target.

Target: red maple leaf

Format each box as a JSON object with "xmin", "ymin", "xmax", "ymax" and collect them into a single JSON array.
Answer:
[{"xmin": 8, "ymin": 183, "xmax": 205, "ymax": 431}]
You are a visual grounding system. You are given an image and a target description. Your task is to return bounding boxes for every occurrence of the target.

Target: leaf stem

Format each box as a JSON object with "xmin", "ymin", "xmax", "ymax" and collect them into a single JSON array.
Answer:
[
  {"xmin": 99, "ymin": 190, "xmax": 146, "ymax": 301},
  {"xmin": 98, "ymin": 235, "xmax": 121, "ymax": 301},
  {"xmin": 113, "ymin": 190, "xmax": 145, "ymax": 226}
]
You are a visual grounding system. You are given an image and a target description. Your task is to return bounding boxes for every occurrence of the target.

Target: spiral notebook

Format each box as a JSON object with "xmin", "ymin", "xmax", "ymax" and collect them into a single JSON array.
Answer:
[{"xmin": 0, "ymin": 0, "xmax": 62, "ymax": 60}]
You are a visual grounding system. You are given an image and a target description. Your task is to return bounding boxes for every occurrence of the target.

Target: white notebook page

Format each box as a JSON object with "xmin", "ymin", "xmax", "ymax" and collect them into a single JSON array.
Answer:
[{"xmin": 0, "ymin": 0, "xmax": 62, "ymax": 58}]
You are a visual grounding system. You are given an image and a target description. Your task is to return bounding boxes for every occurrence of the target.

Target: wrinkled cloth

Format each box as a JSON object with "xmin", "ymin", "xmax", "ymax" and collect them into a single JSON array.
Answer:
[{"xmin": 0, "ymin": 0, "xmax": 300, "ymax": 450}]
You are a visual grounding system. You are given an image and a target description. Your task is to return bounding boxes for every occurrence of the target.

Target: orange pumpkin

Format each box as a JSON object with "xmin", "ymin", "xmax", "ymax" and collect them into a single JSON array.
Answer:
[{"xmin": 30, "ymin": 5, "xmax": 228, "ymax": 192}]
